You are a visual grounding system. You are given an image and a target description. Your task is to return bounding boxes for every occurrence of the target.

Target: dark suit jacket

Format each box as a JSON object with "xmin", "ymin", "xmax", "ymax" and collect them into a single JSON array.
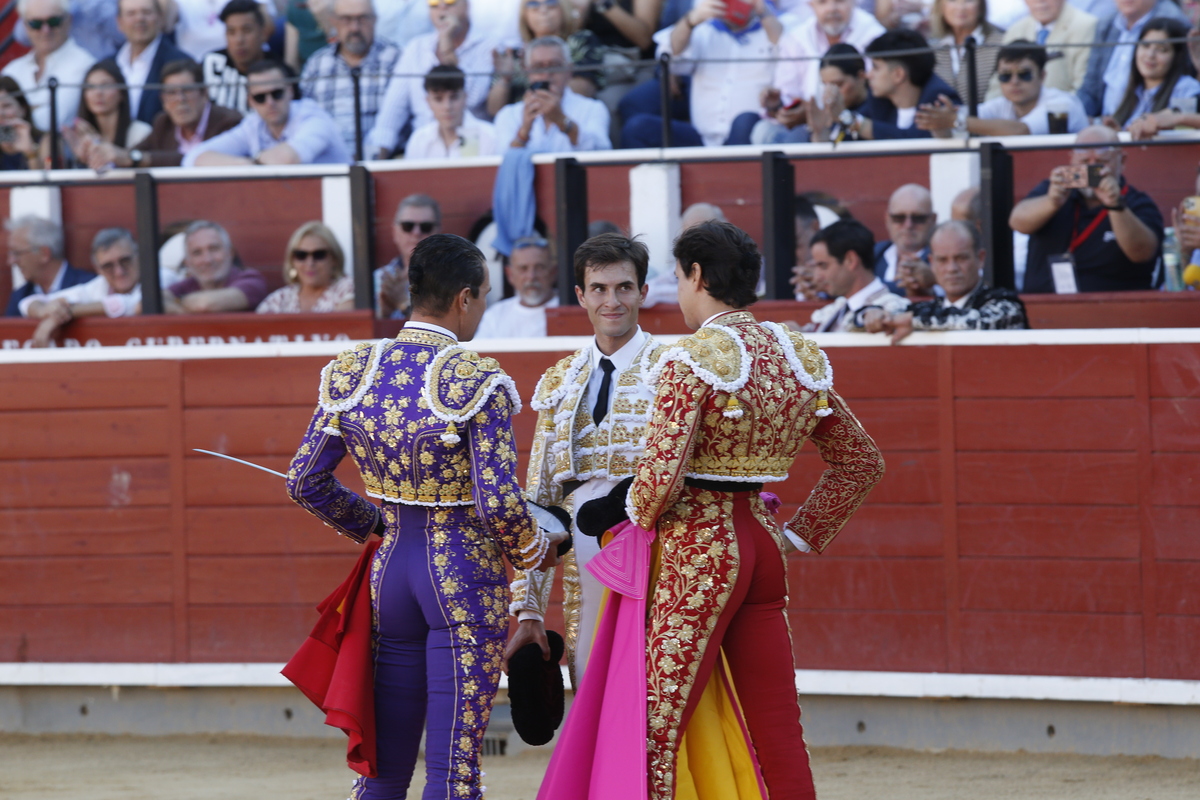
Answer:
[
  {"xmin": 117, "ymin": 36, "xmax": 192, "ymax": 125},
  {"xmin": 132, "ymin": 103, "xmax": 243, "ymax": 167},
  {"xmin": 873, "ymin": 240, "xmax": 930, "ymax": 296},
  {"xmin": 864, "ymin": 75, "xmax": 962, "ymax": 139},
  {"xmin": 6, "ymin": 263, "xmax": 95, "ymax": 317}
]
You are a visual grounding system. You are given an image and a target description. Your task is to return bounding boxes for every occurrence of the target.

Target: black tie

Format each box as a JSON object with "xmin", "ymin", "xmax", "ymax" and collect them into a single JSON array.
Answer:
[{"xmin": 592, "ymin": 358, "xmax": 616, "ymax": 425}]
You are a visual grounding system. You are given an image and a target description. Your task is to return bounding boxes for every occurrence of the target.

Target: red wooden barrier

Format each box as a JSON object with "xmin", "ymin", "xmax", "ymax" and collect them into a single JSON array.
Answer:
[{"xmin": 0, "ymin": 334, "xmax": 1196, "ymax": 681}]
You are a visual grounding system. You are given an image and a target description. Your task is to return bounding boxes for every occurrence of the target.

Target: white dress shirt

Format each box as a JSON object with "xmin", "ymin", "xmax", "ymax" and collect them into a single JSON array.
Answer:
[
  {"xmin": 365, "ymin": 27, "xmax": 498, "ymax": 156},
  {"xmin": 403, "ymin": 113, "xmax": 498, "ymax": 160},
  {"xmin": 18, "ymin": 274, "xmax": 141, "ymax": 317},
  {"xmin": 404, "ymin": 319, "xmax": 458, "ymax": 341},
  {"xmin": 978, "ymin": 86, "xmax": 1089, "ymax": 135},
  {"xmin": 1, "ymin": 38, "xmax": 94, "ymax": 130},
  {"xmin": 492, "ymin": 88, "xmax": 612, "ymax": 154},
  {"xmin": 182, "ymin": 98, "xmax": 351, "ymax": 165},
  {"xmin": 656, "ymin": 20, "xmax": 777, "ymax": 147},
  {"xmin": 585, "ymin": 327, "xmax": 649, "ymax": 418},
  {"xmin": 774, "ymin": 9, "xmax": 885, "ymax": 105},
  {"xmin": 115, "ymin": 35, "xmax": 162, "ymax": 116},
  {"xmin": 471, "ymin": 295, "xmax": 560, "ymax": 339}
]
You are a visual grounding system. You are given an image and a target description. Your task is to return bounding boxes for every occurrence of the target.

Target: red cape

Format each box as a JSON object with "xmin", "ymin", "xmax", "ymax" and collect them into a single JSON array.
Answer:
[{"xmin": 282, "ymin": 538, "xmax": 381, "ymax": 777}]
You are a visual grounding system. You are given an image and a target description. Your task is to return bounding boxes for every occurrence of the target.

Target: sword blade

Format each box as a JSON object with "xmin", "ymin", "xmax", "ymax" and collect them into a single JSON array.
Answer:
[{"xmin": 192, "ymin": 449, "xmax": 287, "ymax": 479}]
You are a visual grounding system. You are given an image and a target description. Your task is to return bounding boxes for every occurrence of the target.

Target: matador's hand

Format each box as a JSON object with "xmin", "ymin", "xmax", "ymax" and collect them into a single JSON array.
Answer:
[{"xmin": 503, "ymin": 618, "xmax": 549, "ymax": 673}]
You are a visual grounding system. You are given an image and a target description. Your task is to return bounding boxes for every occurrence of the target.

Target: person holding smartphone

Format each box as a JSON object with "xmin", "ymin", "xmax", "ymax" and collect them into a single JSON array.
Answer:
[{"xmin": 1010, "ymin": 125, "xmax": 1163, "ymax": 293}]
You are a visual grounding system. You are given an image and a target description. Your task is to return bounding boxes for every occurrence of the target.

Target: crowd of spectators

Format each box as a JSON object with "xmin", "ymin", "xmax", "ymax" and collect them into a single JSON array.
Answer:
[{"xmin": 0, "ymin": 0, "xmax": 1195, "ymax": 173}]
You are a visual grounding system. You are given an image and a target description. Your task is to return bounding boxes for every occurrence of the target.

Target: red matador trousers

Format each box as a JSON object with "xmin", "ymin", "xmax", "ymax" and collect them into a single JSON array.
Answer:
[{"xmin": 646, "ymin": 486, "xmax": 815, "ymax": 800}]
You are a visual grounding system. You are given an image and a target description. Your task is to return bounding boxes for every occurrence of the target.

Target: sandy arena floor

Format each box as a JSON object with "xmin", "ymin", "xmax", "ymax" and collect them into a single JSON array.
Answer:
[{"xmin": 1, "ymin": 734, "xmax": 1198, "ymax": 799}]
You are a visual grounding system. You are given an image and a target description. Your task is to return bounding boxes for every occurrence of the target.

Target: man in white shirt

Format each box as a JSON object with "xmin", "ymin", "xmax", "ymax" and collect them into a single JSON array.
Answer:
[
  {"xmin": 115, "ymin": 0, "xmax": 191, "ymax": 124},
  {"xmin": 1, "ymin": 0, "xmax": 94, "ymax": 131},
  {"xmin": 404, "ymin": 65, "xmax": 498, "ymax": 159},
  {"xmin": 366, "ymin": 0, "xmax": 498, "ymax": 158},
  {"xmin": 493, "ymin": 36, "xmax": 611, "ymax": 153},
  {"xmin": 917, "ymin": 41, "xmax": 1090, "ymax": 137},
  {"xmin": 20, "ymin": 228, "xmax": 143, "ymax": 346},
  {"xmin": 472, "ymin": 236, "xmax": 561, "ymax": 339},
  {"xmin": 804, "ymin": 219, "xmax": 907, "ymax": 332},
  {"xmin": 622, "ymin": 0, "xmax": 782, "ymax": 148}
]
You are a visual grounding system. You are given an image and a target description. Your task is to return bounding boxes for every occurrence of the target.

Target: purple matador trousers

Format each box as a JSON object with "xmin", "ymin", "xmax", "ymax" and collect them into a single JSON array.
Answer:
[{"xmin": 352, "ymin": 503, "xmax": 510, "ymax": 800}]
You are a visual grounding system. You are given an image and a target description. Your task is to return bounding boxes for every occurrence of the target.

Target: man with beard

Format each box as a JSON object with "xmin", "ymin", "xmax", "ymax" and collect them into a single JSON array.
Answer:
[
  {"xmin": 300, "ymin": 0, "xmax": 401, "ymax": 154},
  {"xmin": 1010, "ymin": 125, "xmax": 1162, "ymax": 292},
  {"xmin": 472, "ymin": 236, "xmax": 559, "ymax": 338}
]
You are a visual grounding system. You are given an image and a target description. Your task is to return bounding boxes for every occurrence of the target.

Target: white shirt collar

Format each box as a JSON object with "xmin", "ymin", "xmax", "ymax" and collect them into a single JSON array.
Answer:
[
  {"xmin": 701, "ymin": 309, "xmax": 741, "ymax": 328},
  {"xmin": 590, "ymin": 326, "xmax": 648, "ymax": 374},
  {"xmin": 404, "ymin": 320, "xmax": 457, "ymax": 341},
  {"xmin": 845, "ymin": 277, "xmax": 887, "ymax": 311}
]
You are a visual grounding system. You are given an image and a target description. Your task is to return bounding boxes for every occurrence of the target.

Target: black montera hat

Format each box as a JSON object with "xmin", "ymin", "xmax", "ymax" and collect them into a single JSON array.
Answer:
[{"xmin": 508, "ymin": 629, "xmax": 566, "ymax": 746}]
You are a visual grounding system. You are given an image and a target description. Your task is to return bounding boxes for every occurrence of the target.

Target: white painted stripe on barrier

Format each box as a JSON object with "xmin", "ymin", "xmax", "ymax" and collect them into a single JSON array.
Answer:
[
  {"xmin": 4, "ymin": 327, "xmax": 1200, "ymax": 366},
  {"xmin": 2, "ymin": 664, "xmax": 1197, "ymax": 704}
]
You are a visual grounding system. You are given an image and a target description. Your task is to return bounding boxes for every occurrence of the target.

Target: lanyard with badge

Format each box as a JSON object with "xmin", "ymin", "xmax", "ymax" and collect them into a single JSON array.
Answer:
[{"xmin": 1049, "ymin": 185, "xmax": 1129, "ymax": 294}]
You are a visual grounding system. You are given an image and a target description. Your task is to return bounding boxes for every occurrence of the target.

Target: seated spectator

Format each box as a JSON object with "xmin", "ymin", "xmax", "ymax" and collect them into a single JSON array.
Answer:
[
  {"xmin": 952, "ymin": 185, "xmax": 983, "ymax": 229},
  {"xmin": 487, "ymin": 0, "xmax": 606, "ymax": 118},
  {"xmin": 916, "ymin": 40, "xmax": 1090, "ymax": 136},
  {"xmin": 67, "ymin": 60, "xmax": 153, "ymax": 169},
  {"xmin": 575, "ymin": 0, "xmax": 665, "ymax": 114},
  {"xmin": 20, "ymin": 227, "xmax": 142, "ymax": 347},
  {"xmin": 165, "ymin": 220, "xmax": 269, "ymax": 313},
  {"xmin": 5, "ymin": 215, "xmax": 93, "ymax": 317},
  {"xmin": 804, "ymin": 219, "xmax": 908, "ymax": 331},
  {"xmin": 1079, "ymin": 0, "xmax": 1189, "ymax": 120},
  {"xmin": 494, "ymin": 36, "xmax": 611, "ymax": 152},
  {"xmin": 773, "ymin": 0, "xmax": 884, "ymax": 113},
  {"xmin": 366, "ymin": 0, "xmax": 496, "ymax": 159},
  {"xmin": 1, "ymin": 0, "xmax": 94, "ymax": 131},
  {"xmin": 876, "ymin": 184, "xmax": 938, "ymax": 296},
  {"xmin": 621, "ymin": 0, "xmax": 781, "ymax": 148},
  {"xmin": 285, "ymin": 0, "xmax": 334, "ymax": 70},
  {"xmin": 202, "ymin": 0, "xmax": 272, "ymax": 114},
  {"xmin": 23, "ymin": 0, "xmax": 122, "ymax": 61},
  {"xmin": 864, "ymin": 219, "xmax": 1028, "ymax": 343},
  {"xmin": 187, "ymin": 60, "xmax": 351, "ymax": 165},
  {"xmin": 1110, "ymin": 18, "xmax": 1200, "ymax": 130},
  {"xmin": 375, "ymin": 194, "xmax": 441, "ymax": 319},
  {"xmin": 850, "ymin": 29, "xmax": 962, "ymax": 139},
  {"xmin": 300, "ymin": 0, "xmax": 401, "ymax": 155},
  {"xmin": 91, "ymin": 59, "xmax": 243, "ymax": 167},
  {"xmin": 177, "ymin": 0, "xmax": 275, "ymax": 62},
  {"xmin": 405, "ymin": 65, "xmax": 499, "ymax": 159},
  {"xmin": 998, "ymin": 0, "xmax": 1097, "ymax": 94},
  {"xmin": 1010, "ymin": 125, "xmax": 1162, "ymax": 292},
  {"xmin": 472, "ymin": 235, "xmax": 559, "ymax": 338},
  {"xmin": 790, "ymin": 195, "xmax": 822, "ymax": 300},
  {"xmin": 257, "ymin": 221, "xmax": 355, "ymax": 313},
  {"xmin": 802, "ymin": 44, "xmax": 873, "ymax": 143},
  {"xmin": 0, "ymin": 76, "xmax": 44, "ymax": 169},
  {"xmin": 931, "ymin": 0, "xmax": 1004, "ymax": 106},
  {"xmin": 115, "ymin": 0, "xmax": 190, "ymax": 125}
]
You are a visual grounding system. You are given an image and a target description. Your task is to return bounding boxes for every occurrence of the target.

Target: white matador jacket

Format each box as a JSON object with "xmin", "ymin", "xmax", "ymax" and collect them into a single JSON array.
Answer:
[{"xmin": 510, "ymin": 334, "xmax": 665, "ymax": 687}]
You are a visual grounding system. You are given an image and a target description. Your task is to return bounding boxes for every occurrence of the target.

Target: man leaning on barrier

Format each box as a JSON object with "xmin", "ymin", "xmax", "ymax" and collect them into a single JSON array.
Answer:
[{"xmin": 1010, "ymin": 125, "xmax": 1163, "ymax": 293}]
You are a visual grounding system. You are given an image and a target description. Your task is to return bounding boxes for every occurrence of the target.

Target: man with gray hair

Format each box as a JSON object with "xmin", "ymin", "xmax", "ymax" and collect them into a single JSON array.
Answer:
[
  {"xmin": 5, "ymin": 215, "xmax": 93, "ymax": 317},
  {"xmin": 863, "ymin": 219, "xmax": 1029, "ymax": 343},
  {"xmin": 1, "ymin": 0, "xmax": 95, "ymax": 130},
  {"xmin": 164, "ymin": 220, "xmax": 268, "ymax": 313},
  {"xmin": 366, "ymin": 0, "xmax": 497, "ymax": 158},
  {"xmin": 375, "ymin": 193, "xmax": 442, "ymax": 319},
  {"xmin": 300, "ymin": 0, "xmax": 401, "ymax": 154},
  {"xmin": 493, "ymin": 36, "xmax": 611, "ymax": 154},
  {"xmin": 19, "ymin": 228, "xmax": 143, "ymax": 346}
]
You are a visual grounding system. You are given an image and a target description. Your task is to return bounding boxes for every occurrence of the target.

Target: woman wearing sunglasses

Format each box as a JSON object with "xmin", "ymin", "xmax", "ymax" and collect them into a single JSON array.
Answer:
[
  {"xmin": 257, "ymin": 221, "xmax": 355, "ymax": 313},
  {"xmin": 487, "ymin": 0, "xmax": 606, "ymax": 117},
  {"xmin": 1111, "ymin": 17, "xmax": 1200, "ymax": 132}
]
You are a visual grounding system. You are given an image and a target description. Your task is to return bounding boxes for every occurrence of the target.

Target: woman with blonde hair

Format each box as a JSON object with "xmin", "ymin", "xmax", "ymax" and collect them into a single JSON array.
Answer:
[
  {"xmin": 931, "ymin": 0, "xmax": 1005, "ymax": 105},
  {"xmin": 487, "ymin": 0, "xmax": 606, "ymax": 117},
  {"xmin": 257, "ymin": 221, "xmax": 355, "ymax": 313}
]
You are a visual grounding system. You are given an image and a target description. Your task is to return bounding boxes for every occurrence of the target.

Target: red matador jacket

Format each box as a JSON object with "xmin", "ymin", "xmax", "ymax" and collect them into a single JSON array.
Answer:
[{"xmin": 625, "ymin": 309, "xmax": 886, "ymax": 798}]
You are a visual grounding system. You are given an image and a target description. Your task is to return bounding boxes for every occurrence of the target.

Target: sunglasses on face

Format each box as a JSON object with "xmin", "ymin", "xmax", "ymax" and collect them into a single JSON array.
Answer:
[
  {"xmin": 525, "ymin": 0, "xmax": 560, "ymax": 9},
  {"xmin": 888, "ymin": 213, "xmax": 931, "ymax": 225},
  {"xmin": 292, "ymin": 248, "xmax": 330, "ymax": 262},
  {"xmin": 27, "ymin": 15, "xmax": 65, "ymax": 30},
  {"xmin": 250, "ymin": 87, "xmax": 287, "ymax": 104},
  {"xmin": 397, "ymin": 220, "xmax": 436, "ymax": 233},
  {"xmin": 996, "ymin": 69, "xmax": 1035, "ymax": 83}
]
